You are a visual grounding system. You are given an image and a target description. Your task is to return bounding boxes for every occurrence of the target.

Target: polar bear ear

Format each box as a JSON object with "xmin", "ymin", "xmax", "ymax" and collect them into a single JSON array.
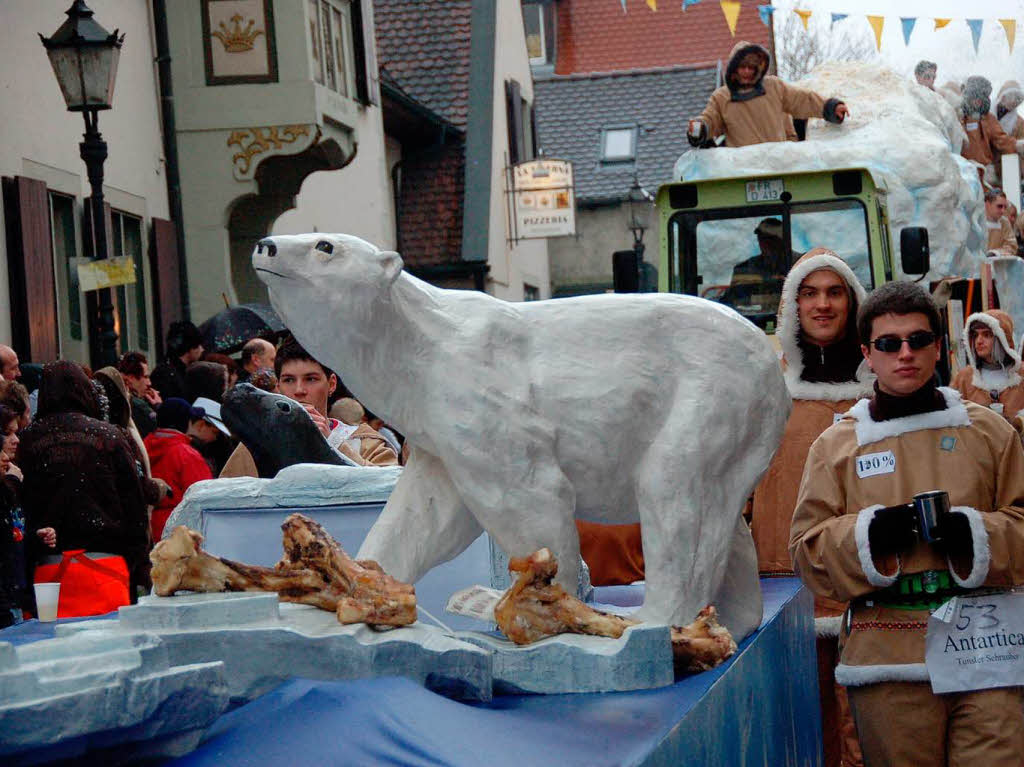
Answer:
[{"xmin": 379, "ymin": 250, "xmax": 404, "ymax": 284}]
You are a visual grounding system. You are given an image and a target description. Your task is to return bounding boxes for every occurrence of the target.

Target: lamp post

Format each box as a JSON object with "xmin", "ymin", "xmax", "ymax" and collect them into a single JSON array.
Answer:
[
  {"xmin": 622, "ymin": 178, "xmax": 652, "ymax": 291},
  {"xmin": 40, "ymin": 1, "xmax": 124, "ymax": 367}
]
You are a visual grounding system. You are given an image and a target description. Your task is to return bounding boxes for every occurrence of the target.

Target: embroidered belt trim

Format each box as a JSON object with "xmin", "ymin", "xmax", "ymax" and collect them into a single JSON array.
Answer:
[{"xmin": 850, "ymin": 620, "xmax": 929, "ymax": 632}]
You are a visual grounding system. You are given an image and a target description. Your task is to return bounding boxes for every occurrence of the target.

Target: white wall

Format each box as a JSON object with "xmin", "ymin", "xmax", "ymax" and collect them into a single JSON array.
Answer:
[
  {"xmin": 487, "ymin": 0, "xmax": 550, "ymax": 300},
  {"xmin": 0, "ymin": 0, "xmax": 170, "ymax": 358},
  {"xmin": 167, "ymin": 0, "xmax": 394, "ymax": 318},
  {"xmin": 271, "ymin": 104, "xmax": 397, "ymax": 250}
]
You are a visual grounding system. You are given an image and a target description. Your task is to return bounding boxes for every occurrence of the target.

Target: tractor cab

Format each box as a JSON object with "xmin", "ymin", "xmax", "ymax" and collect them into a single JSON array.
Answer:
[{"xmin": 655, "ymin": 168, "xmax": 929, "ymax": 333}]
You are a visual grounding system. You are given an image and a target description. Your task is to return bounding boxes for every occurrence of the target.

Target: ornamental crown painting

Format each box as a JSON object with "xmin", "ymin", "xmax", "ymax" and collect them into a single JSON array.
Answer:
[{"xmin": 202, "ymin": 0, "xmax": 278, "ymax": 85}]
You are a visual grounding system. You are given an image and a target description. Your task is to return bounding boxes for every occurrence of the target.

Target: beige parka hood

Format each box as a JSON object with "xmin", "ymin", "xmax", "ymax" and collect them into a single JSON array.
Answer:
[
  {"xmin": 725, "ymin": 41, "xmax": 770, "ymax": 94},
  {"xmin": 776, "ymin": 248, "xmax": 874, "ymax": 401},
  {"xmin": 962, "ymin": 310, "xmax": 1022, "ymax": 380}
]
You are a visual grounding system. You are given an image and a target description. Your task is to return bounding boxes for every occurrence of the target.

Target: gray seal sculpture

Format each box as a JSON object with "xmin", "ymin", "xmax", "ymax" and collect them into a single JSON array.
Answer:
[{"xmin": 221, "ymin": 383, "xmax": 353, "ymax": 477}]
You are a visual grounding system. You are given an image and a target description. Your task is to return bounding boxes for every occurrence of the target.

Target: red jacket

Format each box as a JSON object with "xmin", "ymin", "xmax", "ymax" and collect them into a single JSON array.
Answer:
[{"xmin": 143, "ymin": 429, "xmax": 212, "ymax": 540}]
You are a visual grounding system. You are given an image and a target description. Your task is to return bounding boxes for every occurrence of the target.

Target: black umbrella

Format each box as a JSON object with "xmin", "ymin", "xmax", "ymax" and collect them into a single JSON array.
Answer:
[{"xmin": 198, "ymin": 303, "xmax": 285, "ymax": 353}]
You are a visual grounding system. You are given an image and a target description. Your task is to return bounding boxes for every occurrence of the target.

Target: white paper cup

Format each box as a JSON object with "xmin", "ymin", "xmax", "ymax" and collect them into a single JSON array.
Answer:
[{"xmin": 34, "ymin": 582, "xmax": 60, "ymax": 622}]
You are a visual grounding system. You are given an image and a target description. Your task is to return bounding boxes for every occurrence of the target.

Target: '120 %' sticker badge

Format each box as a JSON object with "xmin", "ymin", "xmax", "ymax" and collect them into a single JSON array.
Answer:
[{"xmin": 856, "ymin": 450, "xmax": 896, "ymax": 478}]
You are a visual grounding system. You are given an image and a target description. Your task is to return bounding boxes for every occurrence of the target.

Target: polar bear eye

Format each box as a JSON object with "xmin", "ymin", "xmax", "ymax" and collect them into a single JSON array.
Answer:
[{"xmin": 315, "ymin": 240, "xmax": 334, "ymax": 255}]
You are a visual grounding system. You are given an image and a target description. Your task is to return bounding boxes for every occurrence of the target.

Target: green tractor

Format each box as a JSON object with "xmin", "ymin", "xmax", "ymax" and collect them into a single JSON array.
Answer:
[{"xmin": 653, "ymin": 167, "xmax": 930, "ymax": 335}]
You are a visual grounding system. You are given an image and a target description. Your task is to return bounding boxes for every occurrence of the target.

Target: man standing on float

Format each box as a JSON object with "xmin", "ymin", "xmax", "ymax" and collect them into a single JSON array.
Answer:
[
  {"xmin": 751, "ymin": 247, "xmax": 871, "ymax": 767},
  {"xmin": 790, "ymin": 281, "xmax": 1024, "ymax": 765}
]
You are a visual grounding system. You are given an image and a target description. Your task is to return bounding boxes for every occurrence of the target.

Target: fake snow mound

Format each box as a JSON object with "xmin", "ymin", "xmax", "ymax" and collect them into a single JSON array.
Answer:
[{"xmin": 675, "ymin": 63, "xmax": 987, "ymax": 284}]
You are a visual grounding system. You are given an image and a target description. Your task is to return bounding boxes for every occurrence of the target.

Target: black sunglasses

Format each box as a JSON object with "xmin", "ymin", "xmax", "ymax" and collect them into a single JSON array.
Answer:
[{"xmin": 869, "ymin": 331, "xmax": 937, "ymax": 353}]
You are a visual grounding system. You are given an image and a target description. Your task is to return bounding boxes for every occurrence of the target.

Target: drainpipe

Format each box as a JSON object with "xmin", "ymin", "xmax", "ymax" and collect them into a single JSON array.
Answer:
[{"xmin": 151, "ymin": 0, "xmax": 190, "ymax": 322}]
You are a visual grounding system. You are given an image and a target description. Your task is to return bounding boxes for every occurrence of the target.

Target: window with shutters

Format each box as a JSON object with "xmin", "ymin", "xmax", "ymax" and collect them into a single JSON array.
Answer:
[
  {"xmin": 309, "ymin": 0, "xmax": 356, "ymax": 99},
  {"xmin": 110, "ymin": 211, "xmax": 151, "ymax": 354},
  {"xmin": 48, "ymin": 192, "xmax": 82, "ymax": 343},
  {"xmin": 506, "ymin": 80, "xmax": 536, "ymax": 165}
]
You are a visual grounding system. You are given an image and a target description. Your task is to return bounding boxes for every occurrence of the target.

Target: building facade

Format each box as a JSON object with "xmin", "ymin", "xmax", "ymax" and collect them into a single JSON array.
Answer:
[
  {"xmin": 1, "ymin": 0, "xmax": 172, "ymax": 364},
  {"xmin": 2, "ymin": 0, "xmax": 549, "ymax": 370}
]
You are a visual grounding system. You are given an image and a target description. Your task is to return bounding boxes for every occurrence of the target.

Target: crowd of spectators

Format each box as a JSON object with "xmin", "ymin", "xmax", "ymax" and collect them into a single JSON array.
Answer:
[{"xmin": 0, "ymin": 322, "xmax": 403, "ymax": 628}]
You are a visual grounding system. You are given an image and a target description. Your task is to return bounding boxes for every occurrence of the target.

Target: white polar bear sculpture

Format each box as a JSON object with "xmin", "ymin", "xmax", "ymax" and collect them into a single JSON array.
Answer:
[{"xmin": 253, "ymin": 233, "xmax": 791, "ymax": 639}]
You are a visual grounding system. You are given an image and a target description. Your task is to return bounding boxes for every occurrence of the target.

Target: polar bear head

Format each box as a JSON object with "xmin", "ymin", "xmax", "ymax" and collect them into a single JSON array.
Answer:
[{"xmin": 252, "ymin": 233, "xmax": 404, "ymax": 350}]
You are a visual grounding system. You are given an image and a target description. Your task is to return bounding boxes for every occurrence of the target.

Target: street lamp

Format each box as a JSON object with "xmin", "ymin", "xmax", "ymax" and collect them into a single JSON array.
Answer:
[
  {"xmin": 40, "ymin": 0, "xmax": 124, "ymax": 367},
  {"xmin": 612, "ymin": 178, "xmax": 652, "ymax": 292},
  {"xmin": 626, "ymin": 178, "xmax": 652, "ymax": 247}
]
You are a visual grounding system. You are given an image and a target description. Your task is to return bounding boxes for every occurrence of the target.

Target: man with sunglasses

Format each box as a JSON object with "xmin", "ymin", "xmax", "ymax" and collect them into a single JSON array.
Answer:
[
  {"xmin": 790, "ymin": 281, "xmax": 1024, "ymax": 766},
  {"xmin": 750, "ymin": 247, "xmax": 872, "ymax": 767}
]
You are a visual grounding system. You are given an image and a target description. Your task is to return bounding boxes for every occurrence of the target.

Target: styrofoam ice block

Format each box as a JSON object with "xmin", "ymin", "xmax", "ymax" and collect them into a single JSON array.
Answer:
[
  {"xmin": 118, "ymin": 591, "xmax": 282, "ymax": 629},
  {"xmin": 0, "ymin": 626, "xmax": 229, "ymax": 764},
  {"xmin": 166, "ymin": 464, "xmax": 401, "ymax": 534},
  {"xmin": 58, "ymin": 592, "xmax": 495, "ymax": 702},
  {"xmin": 457, "ymin": 624, "xmax": 674, "ymax": 695}
]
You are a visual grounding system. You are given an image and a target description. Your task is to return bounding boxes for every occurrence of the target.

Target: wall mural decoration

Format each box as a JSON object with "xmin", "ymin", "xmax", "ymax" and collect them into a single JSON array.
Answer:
[
  {"xmin": 202, "ymin": 0, "xmax": 278, "ymax": 85},
  {"xmin": 227, "ymin": 124, "xmax": 319, "ymax": 179}
]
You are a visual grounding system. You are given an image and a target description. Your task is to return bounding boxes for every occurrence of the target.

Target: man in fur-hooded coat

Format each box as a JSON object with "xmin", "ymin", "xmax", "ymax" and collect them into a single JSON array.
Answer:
[
  {"xmin": 953, "ymin": 310, "xmax": 1024, "ymax": 421},
  {"xmin": 960, "ymin": 76, "xmax": 1023, "ymax": 186},
  {"xmin": 750, "ymin": 247, "xmax": 871, "ymax": 767},
  {"xmin": 790, "ymin": 281, "xmax": 1024, "ymax": 766},
  {"xmin": 687, "ymin": 42, "xmax": 847, "ymax": 148}
]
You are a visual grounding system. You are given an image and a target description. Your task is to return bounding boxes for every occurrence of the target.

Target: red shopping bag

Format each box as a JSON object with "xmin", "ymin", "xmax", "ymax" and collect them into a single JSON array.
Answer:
[{"xmin": 33, "ymin": 549, "xmax": 130, "ymax": 618}]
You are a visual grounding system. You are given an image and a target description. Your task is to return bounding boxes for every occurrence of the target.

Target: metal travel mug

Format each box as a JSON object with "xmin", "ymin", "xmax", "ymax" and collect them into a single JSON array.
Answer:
[{"xmin": 913, "ymin": 490, "xmax": 950, "ymax": 543}]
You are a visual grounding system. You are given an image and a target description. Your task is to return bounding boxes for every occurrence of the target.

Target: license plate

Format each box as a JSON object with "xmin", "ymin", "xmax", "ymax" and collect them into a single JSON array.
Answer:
[{"xmin": 745, "ymin": 178, "xmax": 784, "ymax": 202}]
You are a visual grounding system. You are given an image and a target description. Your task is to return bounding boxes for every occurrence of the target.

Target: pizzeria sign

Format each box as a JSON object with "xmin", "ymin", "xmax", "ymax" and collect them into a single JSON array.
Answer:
[{"xmin": 510, "ymin": 159, "xmax": 576, "ymax": 240}]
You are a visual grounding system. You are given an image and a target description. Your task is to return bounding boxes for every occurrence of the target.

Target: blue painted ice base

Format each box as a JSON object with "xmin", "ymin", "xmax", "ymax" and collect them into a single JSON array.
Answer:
[{"xmin": 166, "ymin": 578, "xmax": 821, "ymax": 767}]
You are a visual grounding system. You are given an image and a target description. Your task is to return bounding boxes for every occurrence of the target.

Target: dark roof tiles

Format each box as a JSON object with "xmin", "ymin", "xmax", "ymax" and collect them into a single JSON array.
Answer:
[
  {"xmin": 534, "ymin": 65, "xmax": 718, "ymax": 202},
  {"xmin": 373, "ymin": 0, "xmax": 473, "ymax": 127}
]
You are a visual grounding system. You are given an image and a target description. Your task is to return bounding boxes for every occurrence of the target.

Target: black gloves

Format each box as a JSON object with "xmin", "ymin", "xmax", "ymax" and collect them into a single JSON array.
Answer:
[
  {"xmin": 868, "ymin": 504, "xmax": 918, "ymax": 557},
  {"xmin": 823, "ymin": 98, "xmax": 846, "ymax": 124},
  {"xmin": 934, "ymin": 511, "xmax": 972, "ymax": 558},
  {"xmin": 686, "ymin": 119, "xmax": 709, "ymax": 147}
]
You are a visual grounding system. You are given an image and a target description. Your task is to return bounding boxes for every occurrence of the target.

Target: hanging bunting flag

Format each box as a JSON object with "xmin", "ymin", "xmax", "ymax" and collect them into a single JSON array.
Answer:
[
  {"xmin": 999, "ymin": 19, "xmax": 1016, "ymax": 53},
  {"xmin": 682, "ymin": 0, "xmax": 701, "ymax": 8},
  {"xmin": 966, "ymin": 19, "xmax": 984, "ymax": 53},
  {"xmin": 720, "ymin": 0, "xmax": 741, "ymax": 34},
  {"xmin": 866, "ymin": 15, "xmax": 884, "ymax": 51},
  {"xmin": 621, "ymin": 0, "xmax": 627, "ymax": 12},
  {"xmin": 830, "ymin": 13, "xmax": 847, "ymax": 28},
  {"xmin": 794, "ymin": 8, "xmax": 811, "ymax": 31},
  {"xmin": 646, "ymin": 0, "xmax": 656, "ymax": 9},
  {"xmin": 900, "ymin": 17, "xmax": 916, "ymax": 45},
  {"xmin": 934, "ymin": 18, "xmax": 951, "ymax": 30},
  {"xmin": 757, "ymin": 5, "xmax": 774, "ymax": 26}
]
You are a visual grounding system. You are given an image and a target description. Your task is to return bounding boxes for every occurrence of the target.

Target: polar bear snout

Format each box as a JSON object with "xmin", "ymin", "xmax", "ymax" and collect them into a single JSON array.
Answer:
[{"xmin": 256, "ymin": 238, "xmax": 277, "ymax": 257}]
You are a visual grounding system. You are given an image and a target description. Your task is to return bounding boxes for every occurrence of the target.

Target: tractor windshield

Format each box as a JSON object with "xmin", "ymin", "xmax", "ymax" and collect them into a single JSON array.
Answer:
[{"xmin": 666, "ymin": 199, "xmax": 872, "ymax": 331}]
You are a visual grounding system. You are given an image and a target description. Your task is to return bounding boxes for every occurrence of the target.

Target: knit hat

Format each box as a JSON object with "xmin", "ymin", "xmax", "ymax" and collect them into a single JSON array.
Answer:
[{"xmin": 157, "ymin": 397, "xmax": 204, "ymax": 432}]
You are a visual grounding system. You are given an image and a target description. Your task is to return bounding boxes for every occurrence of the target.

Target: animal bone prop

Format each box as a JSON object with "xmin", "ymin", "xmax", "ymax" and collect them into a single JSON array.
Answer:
[
  {"xmin": 494, "ymin": 548, "xmax": 637, "ymax": 644},
  {"xmin": 253, "ymin": 233, "xmax": 791, "ymax": 639},
  {"xmin": 495, "ymin": 548, "xmax": 737, "ymax": 674},
  {"xmin": 151, "ymin": 514, "xmax": 416, "ymax": 626},
  {"xmin": 671, "ymin": 606, "xmax": 738, "ymax": 674}
]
